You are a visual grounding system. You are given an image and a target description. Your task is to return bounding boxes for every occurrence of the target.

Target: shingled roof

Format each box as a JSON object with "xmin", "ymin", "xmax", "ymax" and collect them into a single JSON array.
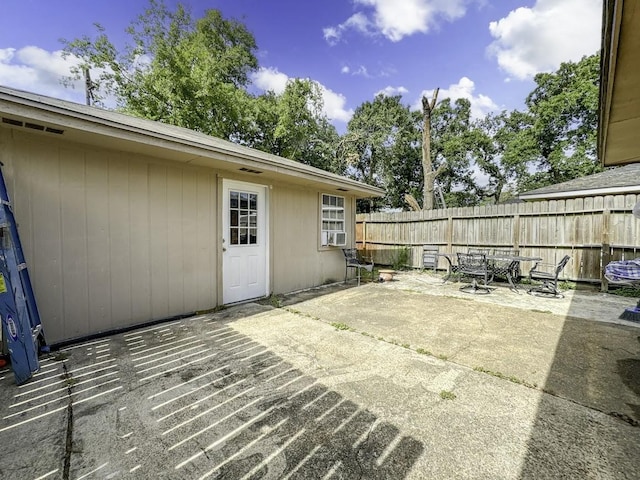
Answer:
[{"xmin": 519, "ymin": 164, "xmax": 640, "ymax": 201}]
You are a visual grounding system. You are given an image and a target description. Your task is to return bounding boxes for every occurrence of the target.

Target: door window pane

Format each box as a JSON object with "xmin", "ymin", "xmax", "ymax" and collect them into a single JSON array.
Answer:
[{"xmin": 229, "ymin": 189, "xmax": 259, "ymax": 245}]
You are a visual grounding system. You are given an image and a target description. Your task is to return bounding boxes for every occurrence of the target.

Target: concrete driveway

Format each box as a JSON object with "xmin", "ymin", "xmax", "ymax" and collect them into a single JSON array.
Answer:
[{"xmin": 1, "ymin": 271, "xmax": 639, "ymax": 479}]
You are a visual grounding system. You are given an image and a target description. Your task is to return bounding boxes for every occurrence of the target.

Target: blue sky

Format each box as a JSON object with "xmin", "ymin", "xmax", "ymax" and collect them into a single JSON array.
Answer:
[{"xmin": 0, "ymin": 0, "xmax": 602, "ymax": 129}]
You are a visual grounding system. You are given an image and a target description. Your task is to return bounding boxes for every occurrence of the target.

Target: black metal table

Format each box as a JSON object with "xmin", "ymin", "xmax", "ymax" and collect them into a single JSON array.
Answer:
[
  {"xmin": 434, "ymin": 253, "xmax": 541, "ymax": 291},
  {"xmin": 486, "ymin": 255, "xmax": 542, "ymax": 292}
]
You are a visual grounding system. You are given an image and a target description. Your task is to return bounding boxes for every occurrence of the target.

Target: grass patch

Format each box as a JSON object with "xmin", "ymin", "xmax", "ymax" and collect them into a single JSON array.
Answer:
[
  {"xmin": 260, "ymin": 294, "xmax": 283, "ymax": 308},
  {"xmin": 609, "ymin": 286, "xmax": 640, "ymax": 298},
  {"xmin": 559, "ymin": 280, "xmax": 576, "ymax": 291},
  {"xmin": 401, "ymin": 343, "xmax": 410, "ymax": 349},
  {"xmin": 52, "ymin": 352, "xmax": 68, "ymax": 362},
  {"xmin": 439, "ymin": 390, "xmax": 456, "ymax": 400},
  {"xmin": 283, "ymin": 307, "xmax": 320, "ymax": 321},
  {"xmin": 531, "ymin": 309, "xmax": 553, "ymax": 314},
  {"xmin": 330, "ymin": 322, "xmax": 354, "ymax": 331},
  {"xmin": 473, "ymin": 366, "xmax": 537, "ymax": 389},
  {"xmin": 416, "ymin": 348, "xmax": 432, "ymax": 355},
  {"xmin": 437, "ymin": 353, "xmax": 448, "ymax": 361}
]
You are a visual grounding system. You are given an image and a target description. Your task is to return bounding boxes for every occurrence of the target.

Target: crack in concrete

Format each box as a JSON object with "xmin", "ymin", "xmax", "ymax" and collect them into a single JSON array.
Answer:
[
  {"xmin": 355, "ymin": 421, "xmax": 376, "ymax": 480},
  {"xmin": 62, "ymin": 362, "xmax": 74, "ymax": 480}
]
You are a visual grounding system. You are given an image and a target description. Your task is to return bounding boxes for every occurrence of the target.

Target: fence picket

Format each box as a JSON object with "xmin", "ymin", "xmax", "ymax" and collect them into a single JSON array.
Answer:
[{"xmin": 356, "ymin": 195, "xmax": 640, "ymax": 286}]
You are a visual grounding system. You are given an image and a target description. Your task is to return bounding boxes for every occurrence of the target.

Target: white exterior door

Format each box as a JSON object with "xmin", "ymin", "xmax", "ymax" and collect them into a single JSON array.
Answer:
[{"xmin": 222, "ymin": 180, "xmax": 268, "ymax": 304}]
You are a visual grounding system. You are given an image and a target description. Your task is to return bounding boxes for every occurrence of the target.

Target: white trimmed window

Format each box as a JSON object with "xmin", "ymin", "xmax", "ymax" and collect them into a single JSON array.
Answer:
[{"xmin": 321, "ymin": 194, "xmax": 346, "ymax": 246}]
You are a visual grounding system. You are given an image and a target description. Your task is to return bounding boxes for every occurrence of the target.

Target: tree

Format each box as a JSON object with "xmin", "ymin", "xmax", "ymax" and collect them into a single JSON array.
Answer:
[
  {"xmin": 61, "ymin": 0, "xmax": 258, "ymax": 140},
  {"xmin": 518, "ymin": 53, "xmax": 601, "ymax": 190},
  {"xmin": 429, "ymin": 98, "xmax": 483, "ymax": 207},
  {"xmin": 420, "ymin": 89, "xmax": 443, "ymax": 210},
  {"xmin": 235, "ymin": 79, "xmax": 341, "ymax": 172},
  {"xmin": 338, "ymin": 94, "xmax": 418, "ymax": 210},
  {"xmin": 271, "ymin": 79, "xmax": 340, "ymax": 171},
  {"xmin": 473, "ymin": 110, "xmax": 531, "ymax": 204}
]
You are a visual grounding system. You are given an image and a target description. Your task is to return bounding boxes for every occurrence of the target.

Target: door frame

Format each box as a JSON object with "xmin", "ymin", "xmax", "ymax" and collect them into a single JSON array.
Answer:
[{"xmin": 219, "ymin": 178, "xmax": 270, "ymax": 305}]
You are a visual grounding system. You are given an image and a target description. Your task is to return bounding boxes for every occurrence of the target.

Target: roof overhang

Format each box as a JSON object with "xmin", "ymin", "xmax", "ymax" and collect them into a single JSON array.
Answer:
[
  {"xmin": 0, "ymin": 86, "xmax": 384, "ymax": 199},
  {"xmin": 519, "ymin": 184, "xmax": 640, "ymax": 201},
  {"xmin": 598, "ymin": 0, "xmax": 640, "ymax": 167}
]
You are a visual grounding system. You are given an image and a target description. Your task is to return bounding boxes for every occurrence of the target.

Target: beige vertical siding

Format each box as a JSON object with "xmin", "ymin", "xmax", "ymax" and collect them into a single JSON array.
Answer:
[
  {"xmin": 270, "ymin": 185, "xmax": 353, "ymax": 293},
  {"xmin": 1, "ymin": 129, "xmax": 218, "ymax": 344},
  {"xmin": 0, "ymin": 128, "xmax": 353, "ymax": 344}
]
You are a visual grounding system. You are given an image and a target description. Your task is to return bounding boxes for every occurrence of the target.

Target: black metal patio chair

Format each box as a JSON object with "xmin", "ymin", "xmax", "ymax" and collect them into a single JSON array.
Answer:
[
  {"xmin": 491, "ymin": 248, "xmax": 521, "ymax": 283},
  {"xmin": 456, "ymin": 252, "xmax": 493, "ymax": 294},
  {"xmin": 527, "ymin": 255, "xmax": 571, "ymax": 298},
  {"xmin": 342, "ymin": 248, "xmax": 374, "ymax": 286}
]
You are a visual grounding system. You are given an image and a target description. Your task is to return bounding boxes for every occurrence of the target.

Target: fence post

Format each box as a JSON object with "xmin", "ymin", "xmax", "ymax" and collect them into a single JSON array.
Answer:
[
  {"xmin": 447, "ymin": 214, "xmax": 453, "ymax": 252},
  {"xmin": 601, "ymin": 209, "xmax": 611, "ymax": 292},
  {"xmin": 363, "ymin": 217, "xmax": 367, "ymax": 251},
  {"xmin": 512, "ymin": 214, "xmax": 520, "ymax": 250}
]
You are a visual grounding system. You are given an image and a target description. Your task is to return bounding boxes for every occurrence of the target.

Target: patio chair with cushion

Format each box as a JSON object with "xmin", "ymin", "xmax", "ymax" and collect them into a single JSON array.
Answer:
[
  {"xmin": 456, "ymin": 252, "xmax": 493, "ymax": 294},
  {"xmin": 527, "ymin": 255, "xmax": 571, "ymax": 298},
  {"xmin": 342, "ymin": 248, "xmax": 374, "ymax": 286}
]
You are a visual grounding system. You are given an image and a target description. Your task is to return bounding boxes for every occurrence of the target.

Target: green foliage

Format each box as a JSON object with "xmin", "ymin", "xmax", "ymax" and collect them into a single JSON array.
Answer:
[
  {"xmin": 392, "ymin": 246, "xmax": 410, "ymax": 270},
  {"xmin": 61, "ymin": 4, "xmax": 601, "ymax": 208},
  {"xmin": 338, "ymin": 94, "xmax": 419, "ymax": 210},
  {"xmin": 439, "ymin": 390, "xmax": 457, "ymax": 400},
  {"xmin": 330, "ymin": 322, "xmax": 354, "ymax": 331},
  {"xmin": 269, "ymin": 79, "xmax": 341, "ymax": 171},
  {"xmin": 609, "ymin": 287, "xmax": 640, "ymax": 298},
  {"xmin": 473, "ymin": 366, "xmax": 537, "ymax": 389},
  {"xmin": 61, "ymin": 1, "xmax": 259, "ymax": 141},
  {"xmin": 472, "ymin": 110, "xmax": 530, "ymax": 205},
  {"xmin": 518, "ymin": 53, "xmax": 602, "ymax": 191},
  {"xmin": 428, "ymin": 98, "xmax": 488, "ymax": 207}
]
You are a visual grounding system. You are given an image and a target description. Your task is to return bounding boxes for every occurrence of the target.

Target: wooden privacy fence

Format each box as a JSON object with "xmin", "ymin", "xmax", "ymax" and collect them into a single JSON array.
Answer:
[{"xmin": 355, "ymin": 194, "xmax": 640, "ymax": 289}]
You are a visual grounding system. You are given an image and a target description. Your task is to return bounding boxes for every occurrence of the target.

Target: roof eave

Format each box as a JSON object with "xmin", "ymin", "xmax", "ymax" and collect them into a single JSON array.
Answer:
[
  {"xmin": 519, "ymin": 184, "xmax": 640, "ymax": 201},
  {"xmin": 0, "ymin": 86, "xmax": 384, "ymax": 199}
]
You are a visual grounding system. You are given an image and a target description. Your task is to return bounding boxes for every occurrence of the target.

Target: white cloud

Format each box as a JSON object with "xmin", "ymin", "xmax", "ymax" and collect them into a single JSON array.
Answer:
[
  {"xmin": 323, "ymin": 12, "xmax": 373, "ymax": 45},
  {"xmin": 487, "ymin": 0, "xmax": 601, "ymax": 80},
  {"xmin": 251, "ymin": 67, "xmax": 289, "ymax": 95},
  {"xmin": 0, "ymin": 46, "xmax": 86, "ymax": 102},
  {"xmin": 251, "ymin": 67, "xmax": 354, "ymax": 123},
  {"xmin": 341, "ymin": 65, "xmax": 350, "ymax": 74},
  {"xmin": 375, "ymin": 85, "xmax": 409, "ymax": 97},
  {"xmin": 320, "ymin": 86, "xmax": 354, "ymax": 122},
  {"xmin": 325, "ymin": 0, "xmax": 472, "ymax": 43},
  {"xmin": 413, "ymin": 77, "xmax": 498, "ymax": 120}
]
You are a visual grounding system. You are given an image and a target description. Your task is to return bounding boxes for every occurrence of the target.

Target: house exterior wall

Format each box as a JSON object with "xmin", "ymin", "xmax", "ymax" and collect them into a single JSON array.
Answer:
[
  {"xmin": 0, "ymin": 128, "xmax": 352, "ymax": 344},
  {"xmin": 270, "ymin": 185, "xmax": 354, "ymax": 293}
]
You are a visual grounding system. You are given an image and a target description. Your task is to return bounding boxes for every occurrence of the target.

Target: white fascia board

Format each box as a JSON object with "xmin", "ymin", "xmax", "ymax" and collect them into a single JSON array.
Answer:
[{"xmin": 520, "ymin": 184, "xmax": 640, "ymax": 201}]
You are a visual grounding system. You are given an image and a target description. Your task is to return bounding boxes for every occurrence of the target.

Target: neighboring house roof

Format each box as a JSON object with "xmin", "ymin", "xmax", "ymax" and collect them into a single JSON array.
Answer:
[
  {"xmin": 519, "ymin": 164, "xmax": 640, "ymax": 201},
  {"xmin": 0, "ymin": 85, "xmax": 384, "ymax": 198},
  {"xmin": 598, "ymin": 0, "xmax": 640, "ymax": 167}
]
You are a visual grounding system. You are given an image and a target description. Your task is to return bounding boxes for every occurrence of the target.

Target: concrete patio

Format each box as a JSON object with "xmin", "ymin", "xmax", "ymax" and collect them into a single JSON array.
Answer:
[{"xmin": 1, "ymin": 271, "xmax": 639, "ymax": 479}]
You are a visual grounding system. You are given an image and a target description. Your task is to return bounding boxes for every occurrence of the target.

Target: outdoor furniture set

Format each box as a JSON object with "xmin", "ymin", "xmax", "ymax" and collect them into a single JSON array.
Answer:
[
  {"xmin": 423, "ymin": 245, "xmax": 570, "ymax": 297},
  {"xmin": 342, "ymin": 246, "xmax": 571, "ymax": 298}
]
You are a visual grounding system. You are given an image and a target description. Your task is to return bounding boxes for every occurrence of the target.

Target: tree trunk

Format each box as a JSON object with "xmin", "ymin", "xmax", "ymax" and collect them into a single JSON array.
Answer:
[{"xmin": 421, "ymin": 89, "xmax": 439, "ymax": 210}]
